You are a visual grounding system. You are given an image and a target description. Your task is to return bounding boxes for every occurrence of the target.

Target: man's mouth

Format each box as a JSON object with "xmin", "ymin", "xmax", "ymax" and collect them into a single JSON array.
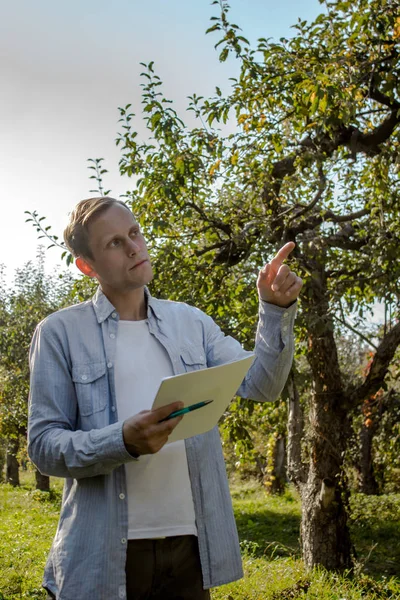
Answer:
[{"xmin": 129, "ymin": 259, "xmax": 148, "ymax": 270}]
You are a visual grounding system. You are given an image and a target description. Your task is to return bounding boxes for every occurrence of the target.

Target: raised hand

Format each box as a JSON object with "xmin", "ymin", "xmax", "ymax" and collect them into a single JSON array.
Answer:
[{"xmin": 257, "ymin": 242, "xmax": 302, "ymax": 308}]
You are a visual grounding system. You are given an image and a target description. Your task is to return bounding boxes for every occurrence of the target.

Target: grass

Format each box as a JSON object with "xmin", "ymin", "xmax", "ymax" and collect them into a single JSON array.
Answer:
[
  {"xmin": 0, "ymin": 472, "xmax": 62, "ymax": 599},
  {"xmin": 211, "ymin": 480, "xmax": 400, "ymax": 599},
  {"xmin": 0, "ymin": 472, "xmax": 399, "ymax": 599}
]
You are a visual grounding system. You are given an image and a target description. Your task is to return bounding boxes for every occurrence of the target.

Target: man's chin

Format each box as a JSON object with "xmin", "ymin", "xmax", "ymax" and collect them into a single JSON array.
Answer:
[
  {"xmin": 138, "ymin": 263, "xmax": 153, "ymax": 284},
  {"xmin": 128, "ymin": 267, "xmax": 154, "ymax": 289}
]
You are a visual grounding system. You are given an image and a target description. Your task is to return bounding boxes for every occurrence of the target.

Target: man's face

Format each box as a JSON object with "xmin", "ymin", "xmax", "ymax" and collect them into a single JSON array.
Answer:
[{"xmin": 84, "ymin": 204, "xmax": 153, "ymax": 292}]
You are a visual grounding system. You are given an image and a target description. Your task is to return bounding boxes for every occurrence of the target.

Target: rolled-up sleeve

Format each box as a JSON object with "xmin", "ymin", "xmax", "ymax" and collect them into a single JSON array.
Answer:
[{"xmin": 28, "ymin": 320, "xmax": 133, "ymax": 479}]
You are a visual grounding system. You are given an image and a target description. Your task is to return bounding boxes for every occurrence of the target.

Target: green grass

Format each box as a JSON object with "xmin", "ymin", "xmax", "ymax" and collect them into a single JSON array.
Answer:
[
  {"xmin": 211, "ymin": 480, "xmax": 400, "ymax": 599},
  {"xmin": 0, "ymin": 473, "xmax": 399, "ymax": 599},
  {"xmin": 349, "ymin": 493, "xmax": 400, "ymax": 578},
  {"xmin": 0, "ymin": 472, "xmax": 62, "ymax": 599}
]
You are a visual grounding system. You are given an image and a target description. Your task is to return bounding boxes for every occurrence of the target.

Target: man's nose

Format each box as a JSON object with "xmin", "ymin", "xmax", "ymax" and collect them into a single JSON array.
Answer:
[{"xmin": 126, "ymin": 238, "xmax": 140, "ymax": 255}]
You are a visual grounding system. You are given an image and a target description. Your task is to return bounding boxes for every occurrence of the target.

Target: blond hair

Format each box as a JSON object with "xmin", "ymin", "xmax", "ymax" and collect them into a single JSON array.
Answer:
[{"xmin": 64, "ymin": 197, "xmax": 131, "ymax": 259}]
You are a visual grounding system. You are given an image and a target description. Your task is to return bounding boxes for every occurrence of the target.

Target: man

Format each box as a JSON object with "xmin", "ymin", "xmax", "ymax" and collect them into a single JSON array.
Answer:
[{"xmin": 28, "ymin": 197, "xmax": 302, "ymax": 600}]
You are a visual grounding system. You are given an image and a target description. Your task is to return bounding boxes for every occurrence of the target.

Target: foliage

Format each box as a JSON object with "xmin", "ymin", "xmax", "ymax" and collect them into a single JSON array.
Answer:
[
  {"xmin": 222, "ymin": 353, "xmax": 313, "ymax": 486},
  {"xmin": 0, "ymin": 253, "xmax": 75, "ymax": 446},
  {"xmin": 110, "ymin": 0, "xmax": 400, "ymax": 324},
  {"xmin": 349, "ymin": 492, "xmax": 400, "ymax": 524},
  {"xmin": 344, "ymin": 341, "xmax": 400, "ymax": 493}
]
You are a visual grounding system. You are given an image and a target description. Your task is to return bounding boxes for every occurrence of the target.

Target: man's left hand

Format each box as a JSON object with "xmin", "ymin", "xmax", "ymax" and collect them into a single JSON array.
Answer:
[{"xmin": 257, "ymin": 242, "xmax": 303, "ymax": 308}]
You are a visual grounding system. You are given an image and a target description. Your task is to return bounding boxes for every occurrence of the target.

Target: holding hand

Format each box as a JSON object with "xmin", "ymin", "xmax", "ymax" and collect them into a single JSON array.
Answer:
[
  {"xmin": 257, "ymin": 242, "xmax": 302, "ymax": 308},
  {"xmin": 122, "ymin": 401, "xmax": 184, "ymax": 457}
]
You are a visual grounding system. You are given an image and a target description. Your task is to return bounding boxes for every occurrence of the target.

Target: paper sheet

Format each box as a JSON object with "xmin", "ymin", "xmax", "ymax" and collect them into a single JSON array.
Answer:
[{"xmin": 151, "ymin": 354, "xmax": 255, "ymax": 443}]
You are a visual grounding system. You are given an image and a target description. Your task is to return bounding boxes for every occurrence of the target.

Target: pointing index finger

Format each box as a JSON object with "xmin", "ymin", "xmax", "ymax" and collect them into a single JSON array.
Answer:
[{"xmin": 270, "ymin": 242, "xmax": 295, "ymax": 268}]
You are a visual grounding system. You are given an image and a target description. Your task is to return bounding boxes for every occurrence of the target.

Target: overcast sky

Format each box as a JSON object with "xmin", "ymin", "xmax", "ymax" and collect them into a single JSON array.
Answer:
[{"xmin": 1, "ymin": 0, "xmax": 325, "ymax": 281}]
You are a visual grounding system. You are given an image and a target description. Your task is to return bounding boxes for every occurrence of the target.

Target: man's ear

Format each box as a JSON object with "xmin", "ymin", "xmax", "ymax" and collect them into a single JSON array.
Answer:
[{"xmin": 76, "ymin": 257, "xmax": 97, "ymax": 278}]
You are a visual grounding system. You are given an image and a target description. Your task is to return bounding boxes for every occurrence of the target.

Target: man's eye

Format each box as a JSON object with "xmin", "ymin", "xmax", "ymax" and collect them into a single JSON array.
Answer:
[{"xmin": 110, "ymin": 239, "xmax": 120, "ymax": 247}]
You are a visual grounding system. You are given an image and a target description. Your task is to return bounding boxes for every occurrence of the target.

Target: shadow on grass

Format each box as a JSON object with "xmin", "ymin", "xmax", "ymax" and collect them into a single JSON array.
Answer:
[
  {"xmin": 233, "ymin": 495, "xmax": 400, "ymax": 578},
  {"xmin": 350, "ymin": 520, "xmax": 400, "ymax": 577},
  {"xmin": 234, "ymin": 507, "xmax": 301, "ymax": 560}
]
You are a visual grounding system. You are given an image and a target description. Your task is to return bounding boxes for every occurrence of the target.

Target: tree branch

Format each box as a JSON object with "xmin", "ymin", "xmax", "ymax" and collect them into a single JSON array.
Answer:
[
  {"xmin": 324, "ymin": 224, "xmax": 368, "ymax": 251},
  {"xmin": 195, "ymin": 241, "xmax": 226, "ymax": 256},
  {"xmin": 262, "ymin": 93, "xmax": 398, "ymax": 244},
  {"xmin": 288, "ymin": 168, "xmax": 326, "ymax": 221},
  {"xmin": 333, "ymin": 313, "xmax": 378, "ymax": 351},
  {"xmin": 356, "ymin": 108, "xmax": 400, "ymax": 154},
  {"xmin": 324, "ymin": 208, "xmax": 370, "ymax": 223},
  {"xmin": 183, "ymin": 200, "xmax": 232, "ymax": 235},
  {"xmin": 350, "ymin": 321, "xmax": 400, "ymax": 405},
  {"xmin": 326, "ymin": 267, "xmax": 363, "ymax": 279},
  {"xmin": 369, "ymin": 83, "xmax": 400, "ymax": 111}
]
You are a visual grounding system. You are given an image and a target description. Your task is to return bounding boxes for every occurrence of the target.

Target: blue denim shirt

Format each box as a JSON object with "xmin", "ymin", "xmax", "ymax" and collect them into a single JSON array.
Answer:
[{"xmin": 28, "ymin": 287, "xmax": 296, "ymax": 600}]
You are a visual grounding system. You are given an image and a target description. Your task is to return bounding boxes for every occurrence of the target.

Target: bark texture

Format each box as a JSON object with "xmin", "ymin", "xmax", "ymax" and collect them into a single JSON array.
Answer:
[
  {"xmin": 35, "ymin": 469, "xmax": 50, "ymax": 492},
  {"xmin": 286, "ymin": 370, "xmax": 306, "ymax": 487},
  {"xmin": 298, "ymin": 256, "xmax": 353, "ymax": 570},
  {"xmin": 357, "ymin": 423, "xmax": 379, "ymax": 495},
  {"xmin": 268, "ymin": 434, "xmax": 287, "ymax": 494},
  {"xmin": 6, "ymin": 438, "xmax": 20, "ymax": 487},
  {"xmin": 0, "ymin": 445, "xmax": 5, "ymax": 483}
]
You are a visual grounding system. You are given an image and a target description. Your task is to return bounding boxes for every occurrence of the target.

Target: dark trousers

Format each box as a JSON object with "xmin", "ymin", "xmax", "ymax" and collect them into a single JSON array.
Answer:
[
  {"xmin": 46, "ymin": 535, "xmax": 210, "ymax": 600},
  {"xmin": 126, "ymin": 535, "xmax": 210, "ymax": 600}
]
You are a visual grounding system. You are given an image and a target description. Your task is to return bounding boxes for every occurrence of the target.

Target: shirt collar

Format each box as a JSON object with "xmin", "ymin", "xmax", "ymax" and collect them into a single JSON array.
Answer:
[{"xmin": 91, "ymin": 286, "xmax": 162, "ymax": 324}]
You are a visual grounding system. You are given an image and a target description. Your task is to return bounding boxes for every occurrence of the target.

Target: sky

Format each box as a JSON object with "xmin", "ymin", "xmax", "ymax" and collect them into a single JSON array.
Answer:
[{"xmin": 1, "ymin": 0, "xmax": 325, "ymax": 281}]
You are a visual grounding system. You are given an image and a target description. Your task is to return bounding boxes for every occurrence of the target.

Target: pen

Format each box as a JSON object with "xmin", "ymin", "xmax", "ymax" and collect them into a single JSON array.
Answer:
[{"xmin": 161, "ymin": 399, "xmax": 214, "ymax": 422}]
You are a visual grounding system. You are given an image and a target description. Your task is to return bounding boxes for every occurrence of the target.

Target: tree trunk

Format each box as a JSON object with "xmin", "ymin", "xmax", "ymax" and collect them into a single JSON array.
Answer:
[
  {"xmin": 300, "ymin": 262, "xmax": 353, "ymax": 571},
  {"xmin": 35, "ymin": 468, "xmax": 50, "ymax": 492},
  {"xmin": 6, "ymin": 437, "xmax": 20, "ymax": 487},
  {"xmin": 268, "ymin": 434, "xmax": 287, "ymax": 494},
  {"xmin": 358, "ymin": 422, "xmax": 379, "ymax": 495},
  {"xmin": 300, "ymin": 405, "xmax": 352, "ymax": 571},
  {"xmin": 0, "ymin": 440, "xmax": 5, "ymax": 483},
  {"xmin": 286, "ymin": 369, "xmax": 306, "ymax": 487}
]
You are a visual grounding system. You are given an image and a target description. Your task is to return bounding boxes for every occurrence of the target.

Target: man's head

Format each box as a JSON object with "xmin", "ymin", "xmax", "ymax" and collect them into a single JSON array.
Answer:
[
  {"xmin": 64, "ymin": 197, "xmax": 153, "ymax": 292},
  {"xmin": 64, "ymin": 196, "xmax": 130, "ymax": 260}
]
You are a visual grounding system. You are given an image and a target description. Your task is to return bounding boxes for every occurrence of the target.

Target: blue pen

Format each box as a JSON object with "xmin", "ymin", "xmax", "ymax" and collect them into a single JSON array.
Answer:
[{"xmin": 161, "ymin": 399, "xmax": 214, "ymax": 422}]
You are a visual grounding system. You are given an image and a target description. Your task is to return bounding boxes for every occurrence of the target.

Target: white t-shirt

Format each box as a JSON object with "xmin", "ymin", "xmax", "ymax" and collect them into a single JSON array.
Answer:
[{"xmin": 114, "ymin": 319, "xmax": 197, "ymax": 539}]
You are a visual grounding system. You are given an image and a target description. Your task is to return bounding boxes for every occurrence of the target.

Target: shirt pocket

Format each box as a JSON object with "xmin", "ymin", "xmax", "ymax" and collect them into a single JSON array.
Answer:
[
  {"xmin": 72, "ymin": 362, "xmax": 108, "ymax": 416},
  {"xmin": 180, "ymin": 346, "xmax": 207, "ymax": 372}
]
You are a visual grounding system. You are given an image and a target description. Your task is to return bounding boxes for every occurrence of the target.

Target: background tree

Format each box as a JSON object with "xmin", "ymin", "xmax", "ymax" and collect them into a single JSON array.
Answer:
[
  {"xmin": 351, "ymin": 345, "xmax": 400, "ymax": 494},
  {"xmin": 0, "ymin": 252, "xmax": 74, "ymax": 488}
]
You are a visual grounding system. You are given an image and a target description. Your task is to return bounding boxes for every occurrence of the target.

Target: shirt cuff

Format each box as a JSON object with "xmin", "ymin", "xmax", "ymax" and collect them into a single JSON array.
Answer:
[
  {"xmin": 258, "ymin": 299, "xmax": 297, "ymax": 349},
  {"xmin": 89, "ymin": 421, "xmax": 140, "ymax": 464}
]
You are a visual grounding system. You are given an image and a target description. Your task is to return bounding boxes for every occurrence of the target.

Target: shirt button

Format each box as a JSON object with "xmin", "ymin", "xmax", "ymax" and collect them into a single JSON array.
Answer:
[
  {"xmin": 110, "ymin": 333, "xmax": 116, "ymax": 339},
  {"xmin": 81, "ymin": 375, "xmax": 88, "ymax": 381},
  {"xmin": 121, "ymin": 538, "xmax": 127, "ymax": 544},
  {"xmin": 112, "ymin": 312, "xmax": 117, "ymax": 319},
  {"xmin": 283, "ymin": 312, "xmax": 289, "ymax": 318},
  {"xmin": 107, "ymin": 362, "xmax": 113, "ymax": 368},
  {"xmin": 111, "ymin": 406, "xmax": 116, "ymax": 412},
  {"xmin": 119, "ymin": 493, "xmax": 125, "ymax": 500},
  {"xmin": 283, "ymin": 326, "xmax": 288, "ymax": 332}
]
